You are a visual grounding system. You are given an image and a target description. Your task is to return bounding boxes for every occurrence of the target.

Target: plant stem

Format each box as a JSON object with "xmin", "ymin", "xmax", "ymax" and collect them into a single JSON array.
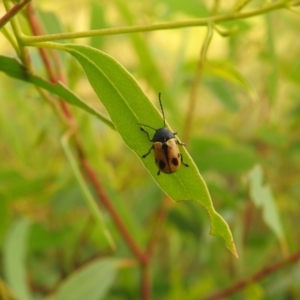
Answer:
[
  {"xmin": 2, "ymin": 0, "xmax": 31, "ymax": 70},
  {"xmin": 0, "ymin": 0, "xmax": 31, "ymax": 29},
  {"xmin": 80, "ymin": 157, "xmax": 149, "ymax": 265},
  {"xmin": 61, "ymin": 130, "xmax": 116, "ymax": 250},
  {"xmin": 141, "ymin": 265, "xmax": 151, "ymax": 300},
  {"xmin": 205, "ymin": 250, "xmax": 300, "ymax": 300},
  {"xmin": 1, "ymin": 26, "xmax": 20, "ymax": 55},
  {"xmin": 25, "ymin": 2, "xmax": 74, "ymax": 124},
  {"xmin": 24, "ymin": 2, "xmax": 148, "ymax": 266},
  {"xmin": 146, "ymin": 197, "xmax": 173, "ymax": 257},
  {"xmin": 182, "ymin": 22, "xmax": 213, "ymax": 144},
  {"xmin": 20, "ymin": 0, "xmax": 290, "ymax": 44}
]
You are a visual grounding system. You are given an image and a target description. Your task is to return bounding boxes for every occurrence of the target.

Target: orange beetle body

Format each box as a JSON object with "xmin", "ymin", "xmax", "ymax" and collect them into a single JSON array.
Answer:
[
  {"xmin": 138, "ymin": 94, "xmax": 188, "ymax": 175},
  {"xmin": 153, "ymin": 139, "xmax": 182, "ymax": 174}
]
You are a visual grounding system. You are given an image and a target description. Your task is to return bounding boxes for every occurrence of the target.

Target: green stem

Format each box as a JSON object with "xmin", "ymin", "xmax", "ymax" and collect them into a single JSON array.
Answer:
[
  {"xmin": 0, "ymin": 26, "xmax": 20, "ymax": 55},
  {"xmin": 0, "ymin": 0, "xmax": 31, "ymax": 29},
  {"xmin": 3, "ymin": 0, "xmax": 31, "ymax": 69},
  {"xmin": 3, "ymin": 0, "xmax": 22, "ymax": 39},
  {"xmin": 20, "ymin": 0, "xmax": 290, "ymax": 44},
  {"xmin": 231, "ymin": 0, "xmax": 252, "ymax": 13},
  {"xmin": 200, "ymin": 22, "xmax": 214, "ymax": 62},
  {"xmin": 61, "ymin": 129, "xmax": 116, "ymax": 251},
  {"xmin": 182, "ymin": 23, "xmax": 213, "ymax": 143}
]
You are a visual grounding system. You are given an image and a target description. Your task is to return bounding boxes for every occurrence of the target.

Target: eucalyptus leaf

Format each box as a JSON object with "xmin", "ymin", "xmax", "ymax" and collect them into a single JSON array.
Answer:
[
  {"xmin": 55, "ymin": 44, "xmax": 237, "ymax": 256},
  {"xmin": 45, "ymin": 259, "xmax": 116, "ymax": 300},
  {"xmin": 0, "ymin": 55, "xmax": 114, "ymax": 129},
  {"xmin": 205, "ymin": 61, "xmax": 257, "ymax": 102},
  {"xmin": 205, "ymin": 77, "xmax": 239, "ymax": 111},
  {"xmin": 3, "ymin": 219, "xmax": 32, "ymax": 300},
  {"xmin": 248, "ymin": 165, "xmax": 284, "ymax": 241}
]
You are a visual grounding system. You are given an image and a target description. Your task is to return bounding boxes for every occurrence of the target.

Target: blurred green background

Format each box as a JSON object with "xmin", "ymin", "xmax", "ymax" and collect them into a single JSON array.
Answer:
[{"xmin": 1, "ymin": 0, "xmax": 300, "ymax": 299}]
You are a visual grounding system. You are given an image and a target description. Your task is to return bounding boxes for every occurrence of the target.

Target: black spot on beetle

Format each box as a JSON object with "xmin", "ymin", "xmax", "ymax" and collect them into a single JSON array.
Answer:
[
  {"xmin": 159, "ymin": 160, "xmax": 166, "ymax": 169},
  {"xmin": 171, "ymin": 157, "xmax": 179, "ymax": 166}
]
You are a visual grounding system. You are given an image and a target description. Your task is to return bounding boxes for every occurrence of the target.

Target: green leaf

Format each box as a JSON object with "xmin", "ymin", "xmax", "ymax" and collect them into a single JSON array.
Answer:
[
  {"xmin": 53, "ymin": 44, "xmax": 237, "ymax": 256},
  {"xmin": 37, "ymin": 9, "xmax": 65, "ymax": 35},
  {"xmin": 248, "ymin": 165, "xmax": 284, "ymax": 241},
  {"xmin": 3, "ymin": 219, "xmax": 32, "ymax": 300},
  {"xmin": 45, "ymin": 259, "xmax": 116, "ymax": 300},
  {"xmin": 205, "ymin": 77, "xmax": 239, "ymax": 111},
  {"xmin": 204, "ymin": 61, "xmax": 258, "ymax": 103},
  {"xmin": 0, "ymin": 55, "xmax": 114, "ymax": 130},
  {"xmin": 89, "ymin": 1, "xmax": 106, "ymax": 49}
]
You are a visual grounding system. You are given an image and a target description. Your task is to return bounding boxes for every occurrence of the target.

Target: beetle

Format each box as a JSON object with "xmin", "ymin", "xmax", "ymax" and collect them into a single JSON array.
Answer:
[{"xmin": 137, "ymin": 93, "xmax": 189, "ymax": 175}]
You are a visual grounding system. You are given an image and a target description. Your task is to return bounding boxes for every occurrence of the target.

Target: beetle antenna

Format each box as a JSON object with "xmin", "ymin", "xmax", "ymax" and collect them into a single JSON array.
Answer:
[
  {"xmin": 136, "ymin": 122, "xmax": 157, "ymax": 131},
  {"xmin": 158, "ymin": 92, "xmax": 166, "ymax": 127}
]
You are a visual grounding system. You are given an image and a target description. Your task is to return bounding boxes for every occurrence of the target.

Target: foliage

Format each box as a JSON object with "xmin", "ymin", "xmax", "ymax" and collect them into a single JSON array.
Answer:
[{"xmin": 1, "ymin": 0, "xmax": 300, "ymax": 299}]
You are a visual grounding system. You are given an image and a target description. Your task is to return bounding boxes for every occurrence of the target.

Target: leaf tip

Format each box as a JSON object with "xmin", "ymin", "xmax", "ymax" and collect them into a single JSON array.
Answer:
[{"xmin": 209, "ymin": 212, "xmax": 238, "ymax": 258}]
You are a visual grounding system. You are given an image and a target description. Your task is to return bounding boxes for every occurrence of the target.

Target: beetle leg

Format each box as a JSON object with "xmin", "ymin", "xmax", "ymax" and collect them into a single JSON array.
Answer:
[
  {"xmin": 142, "ymin": 145, "xmax": 153, "ymax": 158},
  {"xmin": 157, "ymin": 169, "xmax": 161, "ymax": 175},
  {"xmin": 180, "ymin": 153, "xmax": 189, "ymax": 167},
  {"xmin": 140, "ymin": 127, "xmax": 152, "ymax": 141},
  {"xmin": 175, "ymin": 138, "xmax": 185, "ymax": 146},
  {"xmin": 174, "ymin": 133, "xmax": 185, "ymax": 145}
]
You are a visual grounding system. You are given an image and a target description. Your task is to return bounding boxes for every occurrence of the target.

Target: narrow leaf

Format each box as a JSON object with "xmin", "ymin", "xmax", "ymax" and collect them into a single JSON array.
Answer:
[
  {"xmin": 205, "ymin": 78, "xmax": 239, "ymax": 111},
  {"xmin": 205, "ymin": 61, "xmax": 257, "ymax": 102},
  {"xmin": 61, "ymin": 130, "xmax": 116, "ymax": 250},
  {"xmin": 248, "ymin": 165, "xmax": 284, "ymax": 241},
  {"xmin": 3, "ymin": 219, "xmax": 32, "ymax": 300},
  {"xmin": 45, "ymin": 259, "xmax": 116, "ymax": 300},
  {"xmin": 55, "ymin": 44, "xmax": 237, "ymax": 256},
  {"xmin": 0, "ymin": 55, "xmax": 114, "ymax": 129}
]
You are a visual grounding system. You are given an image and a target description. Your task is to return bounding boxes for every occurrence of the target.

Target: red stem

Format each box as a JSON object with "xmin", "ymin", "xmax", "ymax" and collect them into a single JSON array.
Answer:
[
  {"xmin": 26, "ymin": 3, "xmax": 74, "ymax": 124},
  {"xmin": 146, "ymin": 197, "xmax": 173, "ymax": 256},
  {"xmin": 141, "ymin": 265, "xmax": 151, "ymax": 300},
  {"xmin": 25, "ymin": 4, "xmax": 150, "ymax": 298},
  {"xmin": 0, "ymin": 0, "xmax": 31, "ymax": 28},
  {"xmin": 80, "ymin": 158, "xmax": 149, "ymax": 265},
  {"xmin": 205, "ymin": 250, "xmax": 300, "ymax": 300},
  {"xmin": 242, "ymin": 200, "xmax": 254, "ymax": 246}
]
